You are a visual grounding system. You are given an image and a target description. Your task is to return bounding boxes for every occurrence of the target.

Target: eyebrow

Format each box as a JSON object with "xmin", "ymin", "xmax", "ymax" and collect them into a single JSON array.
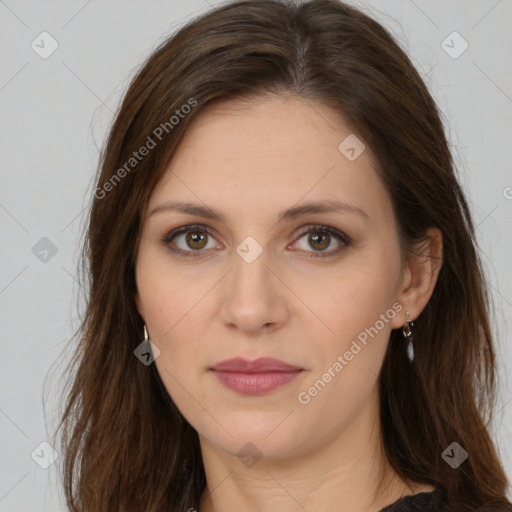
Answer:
[{"xmin": 148, "ymin": 199, "xmax": 369, "ymax": 223}]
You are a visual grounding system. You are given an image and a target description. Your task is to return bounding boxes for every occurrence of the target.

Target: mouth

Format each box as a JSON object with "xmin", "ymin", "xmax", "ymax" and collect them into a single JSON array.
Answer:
[{"xmin": 209, "ymin": 357, "xmax": 304, "ymax": 395}]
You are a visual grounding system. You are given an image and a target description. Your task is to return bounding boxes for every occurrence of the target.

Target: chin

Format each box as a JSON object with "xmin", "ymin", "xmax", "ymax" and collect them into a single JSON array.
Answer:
[{"xmin": 199, "ymin": 413, "xmax": 305, "ymax": 461}]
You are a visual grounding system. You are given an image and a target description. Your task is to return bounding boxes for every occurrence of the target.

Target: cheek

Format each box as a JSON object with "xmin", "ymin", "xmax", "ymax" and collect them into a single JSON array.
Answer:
[
  {"xmin": 300, "ymin": 250, "xmax": 401, "ymax": 341},
  {"xmin": 294, "ymin": 247, "xmax": 402, "ymax": 407},
  {"xmin": 137, "ymin": 262, "xmax": 213, "ymax": 423},
  {"xmin": 135, "ymin": 253, "xmax": 198, "ymax": 390},
  {"xmin": 136, "ymin": 240, "xmax": 210, "ymax": 336},
  {"xmin": 138, "ymin": 277, "xmax": 209, "ymax": 358},
  {"xmin": 295, "ymin": 274, "xmax": 398, "ymax": 427}
]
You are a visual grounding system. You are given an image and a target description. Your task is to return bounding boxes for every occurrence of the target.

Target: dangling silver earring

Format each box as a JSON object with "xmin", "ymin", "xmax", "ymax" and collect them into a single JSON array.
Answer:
[
  {"xmin": 135, "ymin": 324, "xmax": 160, "ymax": 365},
  {"xmin": 402, "ymin": 311, "xmax": 414, "ymax": 362}
]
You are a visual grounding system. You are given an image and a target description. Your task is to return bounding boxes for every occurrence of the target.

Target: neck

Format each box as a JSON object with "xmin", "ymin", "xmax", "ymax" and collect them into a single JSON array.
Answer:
[{"xmin": 197, "ymin": 390, "xmax": 419, "ymax": 512}]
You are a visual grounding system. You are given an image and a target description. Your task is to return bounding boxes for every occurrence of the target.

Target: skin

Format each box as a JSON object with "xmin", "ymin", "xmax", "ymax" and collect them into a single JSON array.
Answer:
[{"xmin": 134, "ymin": 94, "xmax": 442, "ymax": 512}]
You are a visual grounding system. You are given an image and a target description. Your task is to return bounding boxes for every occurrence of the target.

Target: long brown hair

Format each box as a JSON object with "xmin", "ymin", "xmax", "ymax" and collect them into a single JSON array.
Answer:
[{"xmin": 53, "ymin": 1, "xmax": 512, "ymax": 510}]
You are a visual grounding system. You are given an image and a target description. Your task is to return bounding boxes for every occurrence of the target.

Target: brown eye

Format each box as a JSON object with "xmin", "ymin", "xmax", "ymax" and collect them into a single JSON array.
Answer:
[
  {"xmin": 186, "ymin": 230, "xmax": 208, "ymax": 250},
  {"xmin": 292, "ymin": 224, "xmax": 351, "ymax": 258},
  {"xmin": 308, "ymin": 231, "xmax": 331, "ymax": 251},
  {"xmin": 164, "ymin": 225, "xmax": 220, "ymax": 256}
]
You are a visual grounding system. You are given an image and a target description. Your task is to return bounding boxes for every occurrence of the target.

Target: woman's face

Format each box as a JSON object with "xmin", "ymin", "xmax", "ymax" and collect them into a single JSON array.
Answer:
[{"xmin": 135, "ymin": 94, "xmax": 408, "ymax": 461}]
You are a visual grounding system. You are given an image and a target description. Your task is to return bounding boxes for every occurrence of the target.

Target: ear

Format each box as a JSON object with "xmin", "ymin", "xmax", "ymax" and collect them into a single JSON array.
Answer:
[{"xmin": 390, "ymin": 227, "xmax": 443, "ymax": 329}]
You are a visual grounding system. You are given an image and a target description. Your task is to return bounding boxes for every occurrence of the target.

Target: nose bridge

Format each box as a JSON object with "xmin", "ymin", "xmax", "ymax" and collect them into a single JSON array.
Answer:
[
  {"xmin": 219, "ymin": 237, "xmax": 288, "ymax": 333},
  {"xmin": 233, "ymin": 242, "xmax": 269, "ymax": 290},
  {"xmin": 230, "ymin": 238, "xmax": 272, "ymax": 305}
]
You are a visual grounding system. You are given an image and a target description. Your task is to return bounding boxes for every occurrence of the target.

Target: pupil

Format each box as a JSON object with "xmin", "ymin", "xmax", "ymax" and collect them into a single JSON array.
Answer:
[
  {"xmin": 309, "ymin": 232, "xmax": 330, "ymax": 251},
  {"xmin": 187, "ymin": 231, "xmax": 207, "ymax": 250}
]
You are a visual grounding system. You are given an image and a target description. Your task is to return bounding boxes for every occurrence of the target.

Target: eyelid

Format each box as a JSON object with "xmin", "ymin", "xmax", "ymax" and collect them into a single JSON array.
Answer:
[
  {"xmin": 162, "ymin": 223, "xmax": 351, "ymax": 258},
  {"xmin": 290, "ymin": 224, "xmax": 351, "ymax": 257},
  {"xmin": 162, "ymin": 224, "xmax": 221, "ymax": 258},
  {"xmin": 162, "ymin": 224, "xmax": 217, "ymax": 244}
]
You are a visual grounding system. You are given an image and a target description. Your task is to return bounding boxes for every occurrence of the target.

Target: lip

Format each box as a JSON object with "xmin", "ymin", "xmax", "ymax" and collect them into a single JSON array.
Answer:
[
  {"xmin": 211, "ymin": 357, "xmax": 302, "ymax": 372},
  {"xmin": 210, "ymin": 357, "xmax": 304, "ymax": 395}
]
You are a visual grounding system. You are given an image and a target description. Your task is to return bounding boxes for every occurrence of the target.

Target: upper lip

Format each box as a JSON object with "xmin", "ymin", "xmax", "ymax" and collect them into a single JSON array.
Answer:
[{"xmin": 210, "ymin": 357, "xmax": 302, "ymax": 373}]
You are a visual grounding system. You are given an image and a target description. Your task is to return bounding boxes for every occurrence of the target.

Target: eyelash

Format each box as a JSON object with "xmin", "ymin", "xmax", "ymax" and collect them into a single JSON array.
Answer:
[{"xmin": 162, "ymin": 224, "xmax": 351, "ymax": 258}]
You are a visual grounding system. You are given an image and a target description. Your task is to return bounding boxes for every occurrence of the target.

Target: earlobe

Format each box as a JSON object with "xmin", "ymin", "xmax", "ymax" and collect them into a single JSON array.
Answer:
[{"xmin": 391, "ymin": 228, "xmax": 443, "ymax": 329}]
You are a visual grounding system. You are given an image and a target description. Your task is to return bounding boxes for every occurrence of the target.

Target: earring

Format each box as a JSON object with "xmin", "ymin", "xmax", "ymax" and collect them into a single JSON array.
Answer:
[
  {"xmin": 138, "ymin": 324, "xmax": 160, "ymax": 364},
  {"xmin": 402, "ymin": 311, "xmax": 414, "ymax": 362}
]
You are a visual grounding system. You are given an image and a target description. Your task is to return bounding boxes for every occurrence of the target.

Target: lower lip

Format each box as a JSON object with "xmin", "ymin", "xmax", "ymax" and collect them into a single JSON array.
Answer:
[{"xmin": 211, "ymin": 370, "xmax": 303, "ymax": 395}]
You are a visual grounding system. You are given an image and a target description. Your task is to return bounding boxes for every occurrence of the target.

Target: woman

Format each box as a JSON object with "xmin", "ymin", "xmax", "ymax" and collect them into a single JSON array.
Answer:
[{"xmin": 55, "ymin": 0, "xmax": 512, "ymax": 511}]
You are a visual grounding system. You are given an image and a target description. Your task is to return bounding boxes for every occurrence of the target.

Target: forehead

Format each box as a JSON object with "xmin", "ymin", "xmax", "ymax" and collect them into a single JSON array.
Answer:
[
  {"xmin": 147, "ymin": 94, "xmax": 393, "ymax": 223},
  {"xmin": 169, "ymin": 94, "xmax": 357, "ymax": 166}
]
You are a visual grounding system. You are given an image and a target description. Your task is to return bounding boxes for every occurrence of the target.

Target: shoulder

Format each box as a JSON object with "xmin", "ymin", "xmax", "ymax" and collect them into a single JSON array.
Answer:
[
  {"xmin": 379, "ymin": 487, "xmax": 512, "ymax": 512},
  {"xmin": 378, "ymin": 487, "xmax": 446, "ymax": 512}
]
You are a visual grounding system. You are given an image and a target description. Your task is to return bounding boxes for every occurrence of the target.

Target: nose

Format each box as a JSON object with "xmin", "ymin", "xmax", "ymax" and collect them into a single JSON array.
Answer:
[{"xmin": 219, "ymin": 247, "xmax": 290, "ymax": 336}]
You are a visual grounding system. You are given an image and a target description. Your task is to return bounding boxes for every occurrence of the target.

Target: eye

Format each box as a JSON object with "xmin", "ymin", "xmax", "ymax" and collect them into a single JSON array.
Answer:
[
  {"xmin": 163, "ymin": 223, "xmax": 351, "ymax": 259},
  {"xmin": 291, "ymin": 224, "xmax": 351, "ymax": 257},
  {"xmin": 163, "ymin": 225, "xmax": 221, "ymax": 257}
]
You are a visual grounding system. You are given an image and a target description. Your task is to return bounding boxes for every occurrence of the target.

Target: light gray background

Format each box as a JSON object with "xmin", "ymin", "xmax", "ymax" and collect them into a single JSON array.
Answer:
[{"xmin": 1, "ymin": 0, "xmax": 511, "ymax": 510}]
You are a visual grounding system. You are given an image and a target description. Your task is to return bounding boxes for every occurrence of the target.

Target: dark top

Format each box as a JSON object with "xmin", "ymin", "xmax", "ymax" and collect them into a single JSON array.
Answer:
[
  {"xmin": 379, "ymin": 488, "xmax": 445, "ymax": 512},
  {"xmin": 379, "ymin": 487, "xmax": 512, "ymax": 512}
]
